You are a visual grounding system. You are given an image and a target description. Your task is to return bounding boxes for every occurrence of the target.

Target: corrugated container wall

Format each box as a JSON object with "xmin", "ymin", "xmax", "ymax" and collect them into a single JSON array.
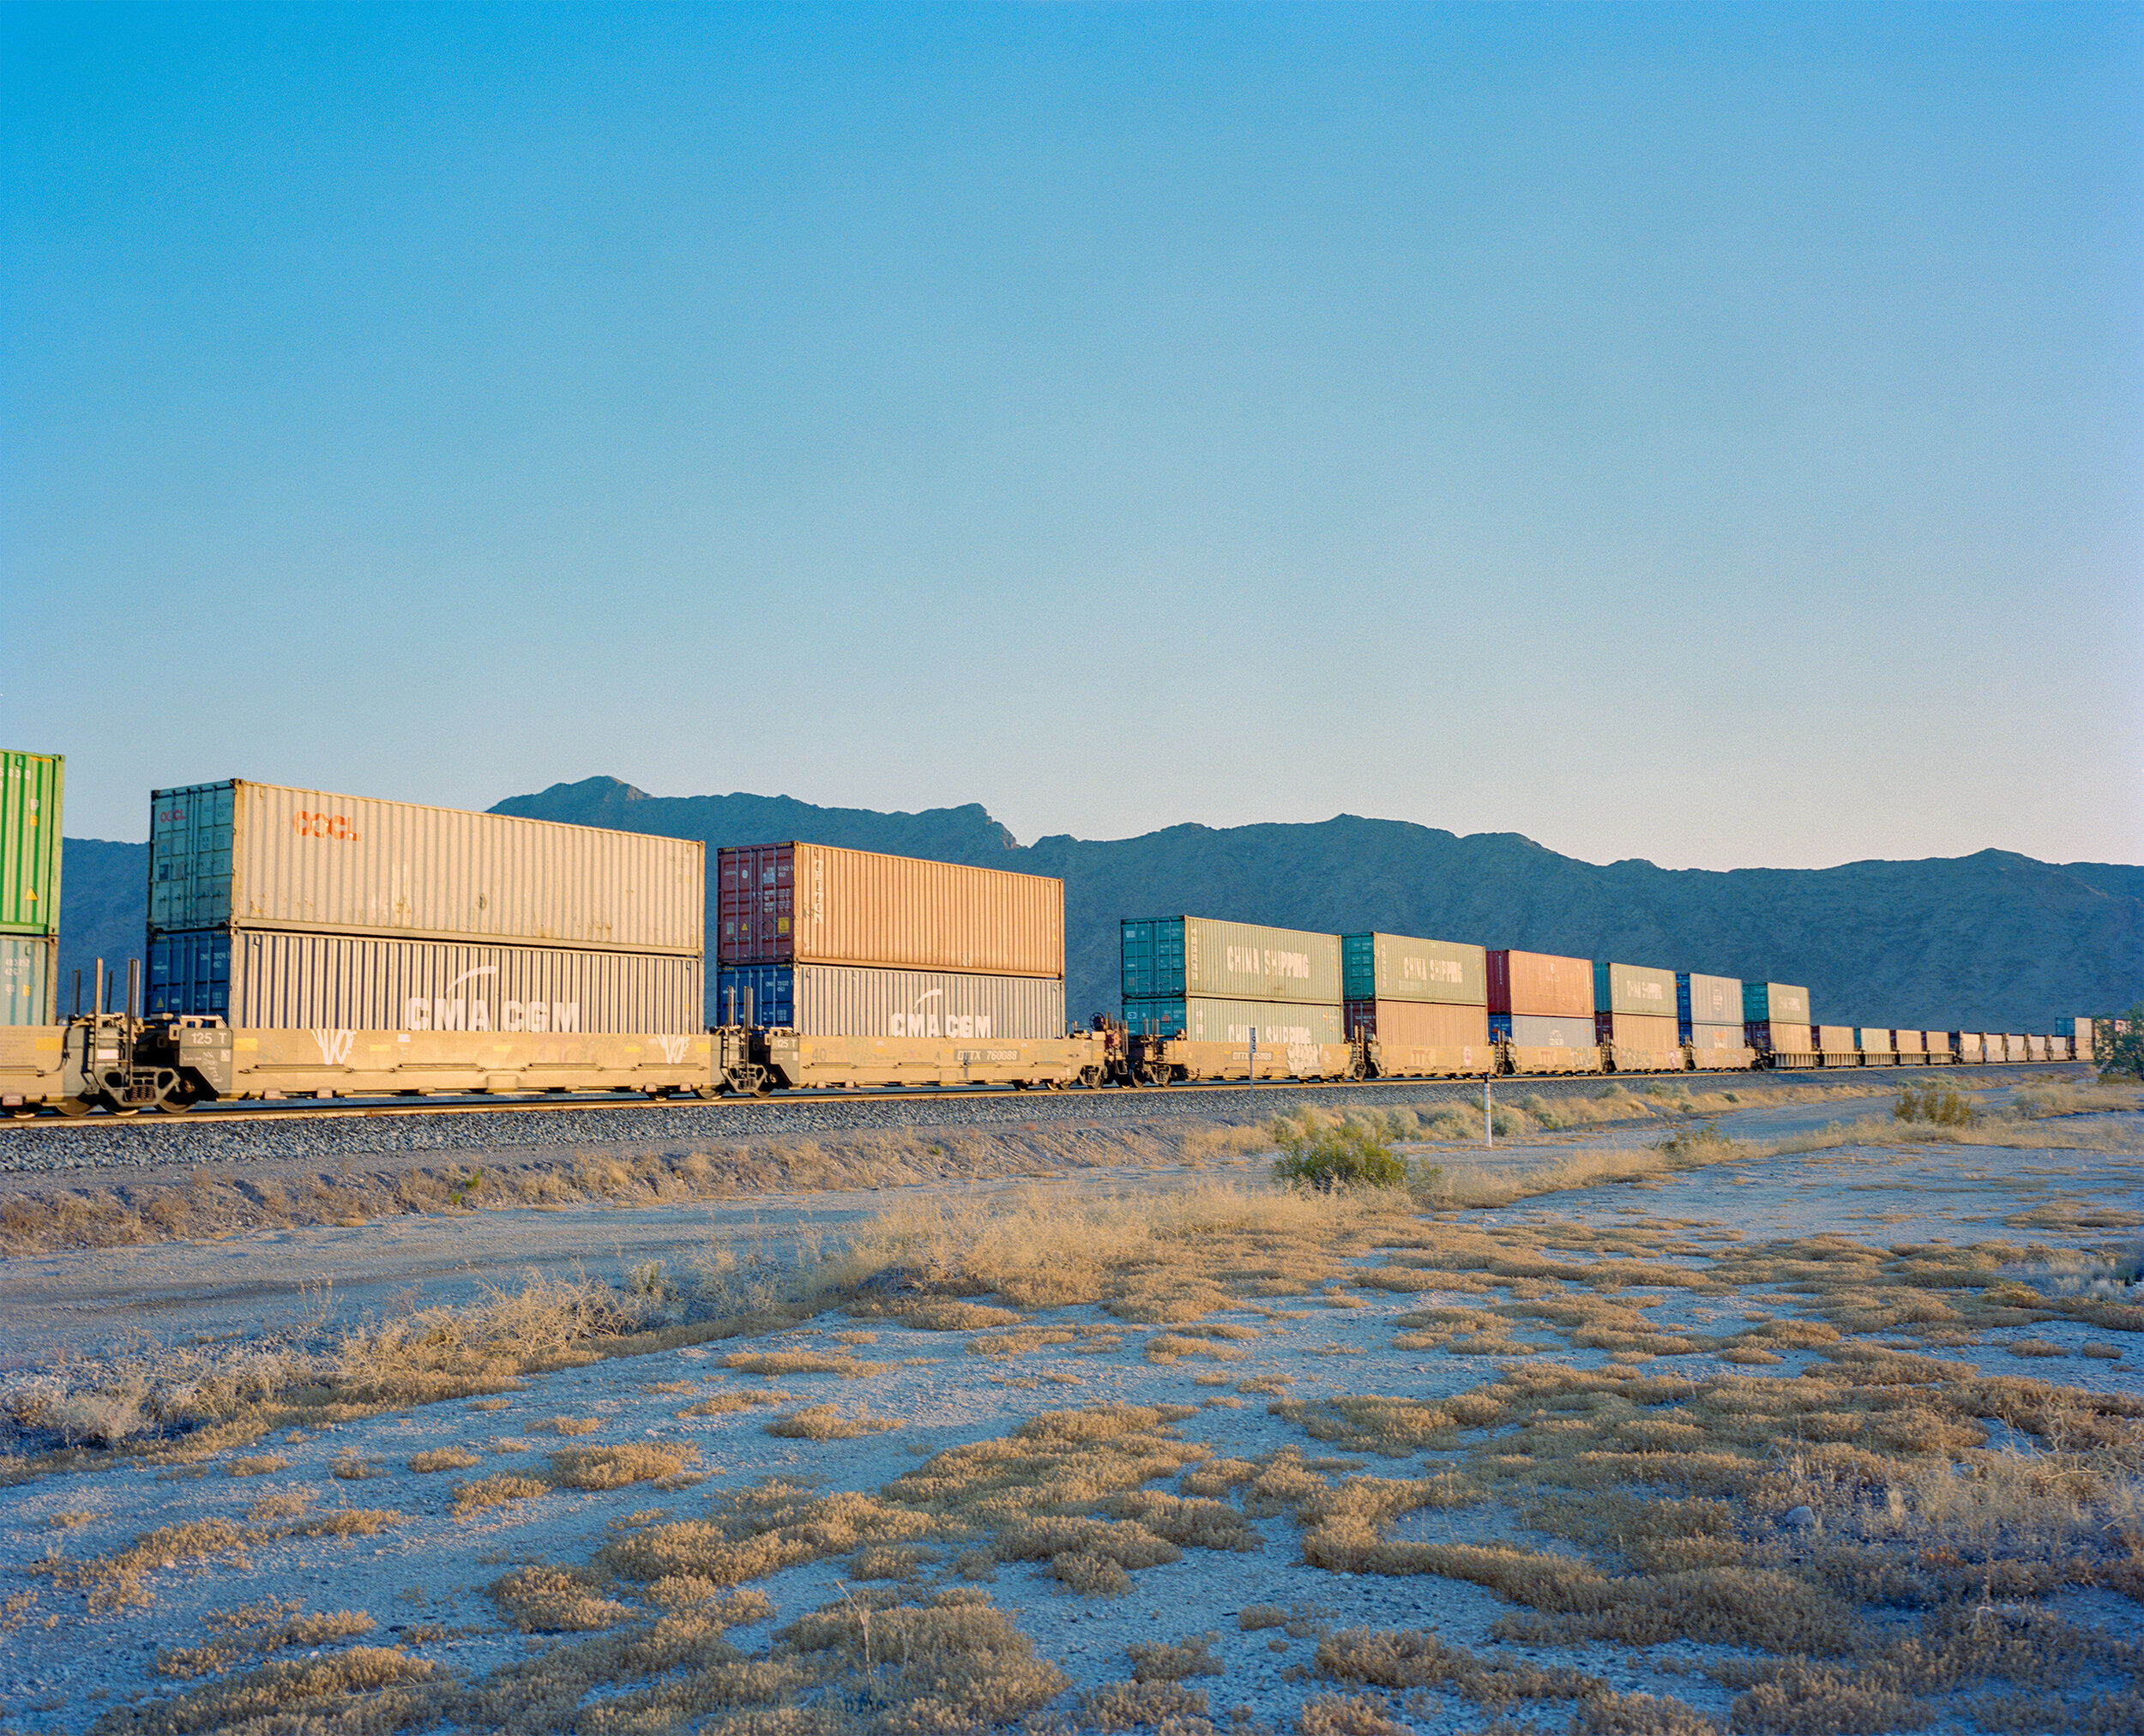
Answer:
[
  {"xmin": 717, "ymin": 843, "xmax": 1061, "ymax": 978},
  {"xmin": 148, "ymin": 781, "xmax": 702, "ymax": 954},
  {"xmin": 1858, "ymin": 1028, "xmax": 1893, "ymax": 1054},
  {"xmin": 1747, "ymin": 1022, "xmax": 1815, "ymax": 1055},
  {"xmin": 716, "ymin": 964, "xmax": 1063, "ymax": 1041},
  {"xmin": 1594, "ymin": 961, "xmax": 1675, "ymax": 1018},
  {"xmin": 1346, "ymin": 1000, "xmax": 1491, "ymax": 1051},
  {"xmin": 1, "ymin": 934, "xmax": 56, "ymax": 1026},
  {"xmin": 1744, "ymin": 982, "xmax": 1810, "ymax": 1023},
  {"xmin": 1487, "ymin": 950, "xmax": 1593, "ymax": 1019},
  {"xmin": 1689, "ymin": 1022, "xmax": 1746, "ymax": 1055},
  {"xmin": 1895, "ymin": 1029, "xmax": 1925, "ymax": 1054},
  {"xmin": 1816, "ymin": 1025, "xmax": 1856, "ymax": 1054},
  {"xmin": 1123, "ymin": 997, "xmax": 1344, "ymax": 1048},
  {"xmin": 1122, "ymin": 918, "xmax": 1340, "ymax": 1005},
  {"xmin": 1597, "ymin": 1012, "xmax": 1680, "ymax": 1052},
  {"xmin": 1341, "ymin": 933, "xmax": 1486, "ymax": 1005},
  {"xmin": 1677, "ymin": 973, "xmax": 1741, "ymax": 1029},
  {"xmin": 1495, "ymin": 1014, "xmax": 1597, "ymax": 1051},
  {"xmin": 0, "ymin": 751, "xmax": 63, "ymax": 936},
  {"xmin": 147, "ymin": 929, "xmax": 702, "ymax": 1032},
  {"xmin": 1953, "ymin": 1034, "xmax": 1983, "ymax": 1061}
]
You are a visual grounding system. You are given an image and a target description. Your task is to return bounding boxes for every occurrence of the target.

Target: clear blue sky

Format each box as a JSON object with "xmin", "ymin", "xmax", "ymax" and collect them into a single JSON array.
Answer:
[{"xmin": 4, "ymin": 3, "xmax": 2138, "ymax": 866}]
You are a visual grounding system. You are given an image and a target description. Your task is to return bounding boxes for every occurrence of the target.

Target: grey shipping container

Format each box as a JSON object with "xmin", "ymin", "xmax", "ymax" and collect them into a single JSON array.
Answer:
[
  {"xmin": 1, "ymin": 750, "xmax": 63, "ymax": 937},
  {"xmin": 1122, "ymin": 918, "xmax": 1341, "ymax": 1005},
  {"xmin": 1503, "ymin": 1014, "xmax": 1596, "ymax": 1050},
  {"xmin": 1, "ymin": 934, "xmax": 56, "ymax": 1026},
  {"xmin": 147, "ymin": 927, "xmax": 702, "ymax": 1033},
  {"xmin": 1122, "ymin": 996, "xmax": 1344, "ymax": 1048},
  {"xmin": 1594, "ymin": 961, "xmax": 1676, "ymax": 1018},
  {"xmin": 1689, "ymin": 1022, "xmax": 1747, "ymax": 1055},
  {"xmin": 718, "ymin": 842, "xmax": 1062, "ymax": 978},
  {"xmin": 1341, "ymin": 933, "xmax": 1486, "ymax": 1005},
  {"xmin": 1677, "ymin": 972, "xmax": 1741, "ymax": 1031},
  {"xmin": 1743, "ymin": 982, "xmax": 1810, "ymax": 1023},
  {"xmin": 1858, "ymin": 1028, "xmax": 1893, "ymax": 1054},
  {"xmin": 148, "ymin": 781, "xmax": 702, "ymax": 955},
  {"xmin": 716, "ymin": 963, "xmax": 1063, "ymax": 1040}
]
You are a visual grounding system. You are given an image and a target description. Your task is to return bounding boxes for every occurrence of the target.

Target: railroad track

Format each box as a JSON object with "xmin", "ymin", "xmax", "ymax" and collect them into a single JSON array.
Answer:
[{"xmin": 0, "ymin": 1061, "xmax": 2075, "ymax": 1131}]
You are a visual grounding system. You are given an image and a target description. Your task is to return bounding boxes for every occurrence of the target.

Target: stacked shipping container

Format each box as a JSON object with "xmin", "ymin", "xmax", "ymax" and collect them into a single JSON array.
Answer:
[
  {"xmin": 1489, "ymin": 949, "xmax": 1597, "ymax": 1070},
  {"xmin": 716, "ymin": 843, "xmax": 1064, "ymax": 1038},
  {"xmin": 145, "ymin": 781, "xmax": 705, "ymax": 1034},
  {"xmin": 1593, "ymin": 961, "xmax": 1683, "ymax": 1070},
  {"xmin": 1341, "ymin": 932, "xmax": 1490, "ymax": 1074},
  {"xmin": 1677, "ymin": 971, "xmax": 1750, "ymax": 1063},
  {"xmin": 1, "ymin": 751, "xmax": 62, "ymax": 1027},
  {"xmin": 1121, "ymin": 917, "xmax": 1341, "ymax": 1049},
  {"xmin": 1743, "ymin": 982, "xmax": 1813, "ymax": 1063}
]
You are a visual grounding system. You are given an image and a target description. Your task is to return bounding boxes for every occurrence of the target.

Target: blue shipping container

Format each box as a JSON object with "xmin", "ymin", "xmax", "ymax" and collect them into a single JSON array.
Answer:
[
  {"xmin": 148, "ymin": 928, "xmax": 232, "ymax": 1016},
  {"xmin": 1677, "ymin": 972, "xmax": 1742, "ymax": 1040}
]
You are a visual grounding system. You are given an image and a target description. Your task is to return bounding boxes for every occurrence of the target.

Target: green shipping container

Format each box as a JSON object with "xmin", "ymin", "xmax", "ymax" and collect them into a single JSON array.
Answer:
[
  {"xmin": 1342, "ymin": 932, "xmax": 1486, "ymax": 1004},
  {"xmin": 1593, "ymin": 961, "xmax": 1676, "ymax": 1018},
  {"xmin": 1121, "ymin": 917, "xmax": 1341, "ymax": 1005},
  {"xmin": 0, "ymin": 751, "xmax": 63, "ymax": 937},
  {"xmin": 1743, "ymin": 981, "xmax": 1809, "ymax": 1024}
]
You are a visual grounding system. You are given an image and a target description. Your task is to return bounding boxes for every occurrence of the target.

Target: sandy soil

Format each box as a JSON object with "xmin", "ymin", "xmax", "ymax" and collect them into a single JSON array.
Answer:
[{"xmin": 1, "ymin": 1092, "xmax": 2137, "ymax": 1734}]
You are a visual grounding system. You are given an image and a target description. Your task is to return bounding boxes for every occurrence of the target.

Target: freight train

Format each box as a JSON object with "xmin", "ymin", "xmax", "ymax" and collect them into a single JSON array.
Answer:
[{"xmin": 0, "ymin": 756, "xmax": 2106, "ymax": 1117}]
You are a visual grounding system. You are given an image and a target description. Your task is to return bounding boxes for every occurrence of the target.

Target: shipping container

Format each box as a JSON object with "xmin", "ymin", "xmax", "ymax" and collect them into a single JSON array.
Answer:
[
  {"xmin": 1952, "ymin": 1033, "xmax": 1982, "ymax": 1062},
  {"xmin": 2026, "ymin": 1034, "xmax": 2047, "ymax": 1061},
  {"xmin": 1815, "ymin": 1026, "xmax": 1856, "ymax": 1061},
  {"xmin": 148, "ymin": 781, "xmax": 702, "ymax": 954},
  {"xmin": 224, "ymin": 1027, "xmax": 711, "ymax": 1099},
  {"xmin": 2057, "ymin": 1017, "xmax": 2095, "ymax": 1053},
  {"xmin": 1, "ymin": 934, "xmax": 56, "ymax": 1027},
  {"xmin": 1346, "ymin": 999, "xmax": 1491, "ymax": 1076},
  {"xmin": 147, "ymin": 927, "xmax": 702, "ymax": 1033},
  {"xmin": 1677, "ymin": 972, "xmax": 1741, "ymax": 1036},
  {"xmin": 1746, "ymin": 1021, "xmax": 1815, "ymax": 1058},
  {"xmin": 1858, "ymin": 1028, "xmax": 1894, "ymax": 1056},
  {"xmin": 1689, "ymin": 1022, "xmax": 1754, "ymax": 1061},
  {"xmin": 715, "ymin": 963, "xmax": 1063, "ymax": 1040},
  {"xmin": 1122, "ymin": 918, "xmax": 1341, "ymax": 1005},
  {"xmin": 1491, "ymin": 1013, "xmax": 1596, "ymax": 1050},
  {"xmin": 1894, "ymin": 1028, "xmax": 1925, "ymax": 1055},
  {"xmin": 1121, "ymin": 996, "xmax": 1344, "ymax": 1049},
  {"xmin": 761, "ymin": 1029, "xmax": 1106, "ymax": 1090},
  {"xmin": 1596, "ymin": 1011, "xmax": 1683, "ymax": 1070},
  {"xmin": 1593, "ymin": 961, "xmax": 1675, "ymax": 1019},
  {"xmin": 0, "ymin": 750, "xmax": 63, "ymax": 937},
  {"xmin": 1340, "ymin": 932, "xmax": 1487, "ymax": 1006},
  {"xmin": 1487, "ymin": 950, "xmax": 1593, "ymax": 1019},
  {"xmin": 718, "ymin": 842, "xmax": 1061, "ymax": 978},
  {"xmin": 1924, "ymin": 1032, "xmax": 1951, "ymax": 1061},
  {"xmin": 1743, "ymin": 982, "xmax": 1810, "ymax": 1024}
]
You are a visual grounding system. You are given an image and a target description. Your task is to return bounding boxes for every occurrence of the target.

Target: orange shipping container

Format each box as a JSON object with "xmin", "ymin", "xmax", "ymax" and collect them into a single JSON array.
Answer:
[
  {"xmin": 1346, "ymin": 998, "xmax": 1491, "ymax": 1075},
  {"xmin": 1487, "ymin": 949, "xmax": 1593, "ymax": 1018},
  {"xmin": 718, "ymin": 842, "xmax": 1062, "ymax": 979}
]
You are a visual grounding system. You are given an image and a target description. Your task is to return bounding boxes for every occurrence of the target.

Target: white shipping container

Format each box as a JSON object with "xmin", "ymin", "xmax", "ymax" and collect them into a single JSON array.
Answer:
[
  {"xmin": 148, "ymin": 927, "xmax": 702, "ymax": 1034},
  {"xmin": 718, "ymin": 963, "xmax": 1064, "ymax": 1040},
  {"xmin": 148, "ymin": 781, "xmax": 702, "ymax": 954}
]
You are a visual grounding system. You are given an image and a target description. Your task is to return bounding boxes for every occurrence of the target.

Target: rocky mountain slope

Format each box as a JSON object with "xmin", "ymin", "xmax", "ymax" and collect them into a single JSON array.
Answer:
[{"xmin": 55, "ymin": 778, "xmax": 2140, "ymax": 1033}]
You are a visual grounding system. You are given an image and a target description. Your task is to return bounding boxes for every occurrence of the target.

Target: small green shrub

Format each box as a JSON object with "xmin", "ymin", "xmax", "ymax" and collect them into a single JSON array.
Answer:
[
  {"xmin": 1894, "ymin": 1082, "xmax": 1976, "ymax": 1127},
  {"xmin": 1653, "ymin": 1122, "xmax": 1738, "ymax": 1161},
  {"xmin": 1273, "ymin": 1120, "xmax": 1406, "ymax": 1193},
  {"xmin": 2093, "ymin": 1004, "xmax": 2144, "ymax": 1081},
  {"xmin": 1516, "ymin": 1091, "xmax": 1561, "ymax": 1130}
]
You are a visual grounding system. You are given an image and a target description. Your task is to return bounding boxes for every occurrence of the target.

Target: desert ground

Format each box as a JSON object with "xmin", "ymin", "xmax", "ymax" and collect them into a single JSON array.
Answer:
[{"xmin": 0, "ymin": 1072, "xmax": 2137, "ymax": 1735}]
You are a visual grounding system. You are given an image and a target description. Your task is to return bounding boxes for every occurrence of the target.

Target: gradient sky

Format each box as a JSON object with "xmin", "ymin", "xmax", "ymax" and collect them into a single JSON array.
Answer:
[{"xmin": 4, "ymin": 3, "xmax": 2139, "ymax": 865}]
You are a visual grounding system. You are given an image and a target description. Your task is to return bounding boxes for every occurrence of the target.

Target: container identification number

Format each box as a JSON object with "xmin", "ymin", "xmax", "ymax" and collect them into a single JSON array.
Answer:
[{"xmin": 292, "ymin": 811, "xmax": 362, "ymax": 841}]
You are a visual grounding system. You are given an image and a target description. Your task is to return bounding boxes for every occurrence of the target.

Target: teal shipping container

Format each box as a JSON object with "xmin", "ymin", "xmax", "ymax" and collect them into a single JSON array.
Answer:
[
  {"xmin": 0, "ymin": 750, "xmax": 63, "ymax": 937},
  {"xmin": 1743, "ymin": 982, "xmax": 1810, "ymax": 1023},
  {"xmin": 1121, "ymin": 917, "xmax": 1340, "ymax": 1005},
  {"xmin": 1122, "ymin": 996, "xmax": 1343, "ymax": 1048},
  {"xmin": 1, "ymin": 934, "xmax": 56, "ymax": 1025},
  {"xmin": 1341, "ymin": 932, "xmax": 1486, "ymax": 1005},
  {"xmin": 1593, "ymin": 961, "xmax": 1676, "ymax": 1018}
]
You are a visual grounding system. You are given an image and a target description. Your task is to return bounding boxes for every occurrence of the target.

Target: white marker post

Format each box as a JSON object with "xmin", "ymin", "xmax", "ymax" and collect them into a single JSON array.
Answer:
[{"xmin": 1485, "ymin": 1074, "xmax": 1493, "ymax": 1148}]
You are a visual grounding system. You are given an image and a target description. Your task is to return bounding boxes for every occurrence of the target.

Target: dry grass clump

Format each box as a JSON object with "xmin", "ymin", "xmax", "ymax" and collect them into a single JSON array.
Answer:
[
  {"xmin": 718, "ymin": 1347, "xmax": 886, "ymax": 1377},
  {"xmin": 86, "ymin": 1646, "xmax": 440, "ymax": 1736},
  {"xmin": 328, "ymin": 1452, "xmax": 382, "ymax": 1479},
  {"xmin": 488, "ymin": 1563, "xmax": 634, "ymax": 1632},
  {"xmin": 764, "ymin": 1404, "xmax": 901, "ymax": 1440},
  {"xmin": 1268, "ymin": 1395, "xmax": 1462, "ymax": 1456},
  {"xmin": 882, "ymin": 1299, "xmax": 1027, "ymax": 1332},
  {"xmin": 32, "ymin": 1517, "xmax": 252, "ymax": 1614},
  {"xmin": 407, "ymin": 1447, "xmax": 482, "ymax": 1473},
  {"xmin": 1075, "ymin": 1678, "xmax": 1214, "ymax": 1730},
  {"xmin": 152, "ymin": 1600, "xmax": 376, "ymax": 1679},
  {"xmin": 221, "ymin": 1454, "xmax": 289, "ymax": 1478},
  {"xmin": 1127, "ymin": 1631, "xmax": 1222, "ymax": 1680},
  {"xmin": 538, "ymin": 1414, "xmax": 603, "ymax": 1435},
  {"xmin": 546, "ymin": 1442, "xmax": 701, "ymax": 1489},
  {"xmin": 282, "ymin": 1508, "xmax": 402, "ymax": 1537},
  {"xmin": 676, "ymin": 1389, "xmax": 792, "ymax": 1415},
  {"xmin": 449, "ymin": 1473, "xmax": 551, "ymax": 1519}
]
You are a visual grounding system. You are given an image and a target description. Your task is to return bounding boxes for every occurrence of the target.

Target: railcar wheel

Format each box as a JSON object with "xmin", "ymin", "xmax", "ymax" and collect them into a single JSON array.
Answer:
[
  {"xmin": 155, "ymin": 1093, "xmax": 196, "ymax": 1114},
  {"xmin": 52, "ymin": 1096, "xmax": 93, "ymax": 1117}
]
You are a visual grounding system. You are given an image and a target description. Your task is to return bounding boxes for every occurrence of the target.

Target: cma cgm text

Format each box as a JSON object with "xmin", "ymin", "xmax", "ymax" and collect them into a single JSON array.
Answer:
[{"xmin": 404, "ymin": 998, "xmax": 581, "ymax": 1032}]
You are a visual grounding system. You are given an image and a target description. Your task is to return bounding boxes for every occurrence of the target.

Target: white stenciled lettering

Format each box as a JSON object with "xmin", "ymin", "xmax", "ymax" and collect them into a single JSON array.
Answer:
[
  {"xmin": 503, "ymin": 1001, "xmax": 526, "ymax": 1032},
  {"xmin": 975, "ymin": 1015, "xmax": 991, "ymax": 1040},
  {"xmin": 469, "ymin": 1000, "xmax": 491, "ymax": 1032},
  {"xmin": 434, "ymin": 998, "xmax": 466, "ymax": 1031},
  {"xmin": 551, "ymin": 1003, "xmax": 578, "ymax": 1033},
  {"xmin": 406, "ymin": 997, "xmax": 431, "ymax": 1031},
  {"xmin": 528, "ymin": 1000, "xmax": 548, "ymax": 1033}
]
